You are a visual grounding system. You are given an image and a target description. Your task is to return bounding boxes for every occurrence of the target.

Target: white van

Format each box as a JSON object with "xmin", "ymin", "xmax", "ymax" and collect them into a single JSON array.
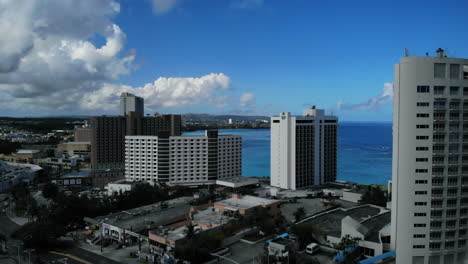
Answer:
[{"xmin": 306, "ymin": 243, "xmax": 320, "ymax": 255}]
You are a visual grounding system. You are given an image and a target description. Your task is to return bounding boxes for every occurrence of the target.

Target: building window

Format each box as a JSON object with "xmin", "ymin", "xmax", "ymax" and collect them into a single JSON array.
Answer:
[
  {"xmin": 417, "ymin": 102, "xmax": 430, "ymax": 107},
  {"xmin": 416, "ymin": 125, "xmax": 429, "ymax": 129},
  {"xmin": 417, "ymin": 113, "xmax": 429, "ymax": 118},
  {"xmin": 434, "ymin": 63, "xmax": 446, "ymax": 79},
  {"xmin": 464, "ymin": 65, "xmax": 468, "ymax": 79},
  {"xmin": 434, "ymin": 86, "xmax": 445, "ymax": 95},
  {"xmin": 450, "ymin": 64, "xmax": 460, "ymax": 79},
  {"xmin": 414, "ymin": 212, "xmax": 427, "ymax": 216},
  {"xmin": 451, "ymin": 86, "xmax": 460, "ymax": 96},
  {"xmin": 415, "ymin": 202, "xmax": 427, "ymax": 206},
  {"xmin": 417, "ymin": 86, "xmax": 430, "ymax": 93},
  {"xmin": 414, "ymin": 234, "xmax": 426, "ymax": 238},
  {"xmin": 416, "ymin": 136, "xmax": 429, "ymax": 140},
  {"xmin": 416, "ymin": 147, "xmax": 429, "ymax": 151},
  {"xmin": 413, "ymin": 245, "xmax": 426, "ymax": 249}
]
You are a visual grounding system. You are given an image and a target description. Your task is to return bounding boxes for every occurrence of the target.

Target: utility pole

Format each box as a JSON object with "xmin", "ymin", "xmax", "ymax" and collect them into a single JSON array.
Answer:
[
  {"xmin": 24, "ymin": 249, "xmax": 35, "ymax": 264},
  {"xmin": 11, "ymin": 243, "xmax": 22, "ymax": 264}
]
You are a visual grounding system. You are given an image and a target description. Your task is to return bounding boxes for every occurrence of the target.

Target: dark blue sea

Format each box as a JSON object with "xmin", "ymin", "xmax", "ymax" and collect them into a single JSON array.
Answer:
[{"xmin": 184, "ymin": 122, "xmax": 392, "ymax": 185}]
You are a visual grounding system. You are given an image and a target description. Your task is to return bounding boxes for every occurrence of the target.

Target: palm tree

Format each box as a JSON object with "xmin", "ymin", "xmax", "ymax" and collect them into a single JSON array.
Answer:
[{"xmin": 184, "ymin": 222, "xmax": 195, "ymax": 240}]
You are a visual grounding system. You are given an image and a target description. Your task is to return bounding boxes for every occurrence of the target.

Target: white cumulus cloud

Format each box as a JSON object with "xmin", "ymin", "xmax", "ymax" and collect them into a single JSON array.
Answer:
[
  {"xmin": 334, "ymin": 83, "xmax": 393, "ymax": 111},
  {"xmin": 151, "ymin": 0, "xmax": 180, "ymax": 14},
  {"xmin": 81, "ymin": 73, "xmax": 232, "ymax": 111},
  {"xmin": 240, "ymin": 92, "xmax": 256, "ymax": 108},
  {"xmin": 0, "ymin": 0, "xmax": 135, "ymax": 113}
]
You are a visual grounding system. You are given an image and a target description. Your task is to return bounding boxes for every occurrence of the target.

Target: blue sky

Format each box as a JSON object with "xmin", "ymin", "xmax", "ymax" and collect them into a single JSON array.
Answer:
[{"xmin": 1, "ymin": 0, "xmax": 467, "ymax": 120}]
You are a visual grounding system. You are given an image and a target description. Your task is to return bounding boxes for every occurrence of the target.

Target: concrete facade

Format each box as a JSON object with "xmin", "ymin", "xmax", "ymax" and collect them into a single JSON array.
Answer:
[
  {"xmin": 392, "ymin": 52, "xmax": 468, "ymax": 264},
  {"xmin": 270, "ymin": 108, "xmax": 338, "ymax": 190},
  {"xmin": 120, "ymin": 92, "xmax": 144, "ymax": 117},
  {"xmin": 125, "ymin": 130, "xmax": 241, "ymax": 186}
]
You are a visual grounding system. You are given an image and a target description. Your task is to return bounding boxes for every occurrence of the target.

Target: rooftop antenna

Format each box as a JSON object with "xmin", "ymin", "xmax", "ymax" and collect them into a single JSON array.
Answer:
[
  {"xmin": 444, "ymin": 48, "xmax": 450, "ymax": 57},
  {"xmin": 404, "ymin": 48, "xmax": 410, "ymax": 57}
]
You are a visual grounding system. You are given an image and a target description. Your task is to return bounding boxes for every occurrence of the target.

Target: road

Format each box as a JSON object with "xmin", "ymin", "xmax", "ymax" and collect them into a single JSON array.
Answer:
[{"xmin": 36, "ymin": 248, "xmax": 123, "ymax": 264}]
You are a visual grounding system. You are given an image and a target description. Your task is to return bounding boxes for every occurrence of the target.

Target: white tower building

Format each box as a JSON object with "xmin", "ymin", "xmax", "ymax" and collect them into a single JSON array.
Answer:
[
  {"xmin": 391, "ymin": 49, "xmax": 468, "ymax": 264},
  {"xmin": 270, "ymin": 107, "xmax": 338, "ymax": 190}
]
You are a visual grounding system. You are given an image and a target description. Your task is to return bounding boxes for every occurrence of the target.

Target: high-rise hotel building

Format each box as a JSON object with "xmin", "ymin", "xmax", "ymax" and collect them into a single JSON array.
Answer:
[
  {"xmin": 120, "ymin": 92, "xmax": 144, "ymax": 117},
  {"xmin": 270, "ymin": 107, "xmax": 338, "ymax": 190},
  {"xmin": 391, "ymin": 49, "xmax": 468, "ymax": 264},
  {"xmin": 125, "ymin": 130, "xmax": 242, "ymax": 186}
]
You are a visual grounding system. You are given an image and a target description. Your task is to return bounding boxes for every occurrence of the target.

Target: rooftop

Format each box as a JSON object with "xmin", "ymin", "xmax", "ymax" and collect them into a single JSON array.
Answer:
[
  {"xmin": 0, "ymin": 161, "xmax": 42, "ymax": 181},
  {"xmin": 216, "ymin": 177, "xmax": 259, "ymax": 188},
  {"xmin": 360, "ymin": 211, "xmax": 391, "ymax": 243},
  {"xmin": 96, "ymin": 196, "xmax": 193, "ymax": 234},
  {"xmin": 62, "ymin": 170, "xmax": 91, "ymax": 178},
  {"xmin": 301, "ymin": 205, "xmax": 385, "ymax": 238},
  {"xmin": 16, "ymin": 149, "xmax": 41, "ymax": 154},
  {"xmin": 215, "ymin": 195, "xmax": 279, "ymax": 210},
  {"xmin": 192, "ymin": 207, "xmax": 232, "ymax": 227},
  {"xmin": 270, "ymin": 237, "xmax": 293, "ymax": 246}
]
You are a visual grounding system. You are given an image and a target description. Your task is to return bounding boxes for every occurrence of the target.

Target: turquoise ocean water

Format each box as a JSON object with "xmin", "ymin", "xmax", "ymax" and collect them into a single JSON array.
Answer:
[{"xmin": 184, "ymin": 122, "xmax": 392, "ymax": 185}]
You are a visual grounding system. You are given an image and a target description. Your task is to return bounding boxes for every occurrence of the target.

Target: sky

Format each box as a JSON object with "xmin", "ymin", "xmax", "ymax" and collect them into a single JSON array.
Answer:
[{"xmin": 0, "ymin": 0, "xmax": 467, "ymax": 121}]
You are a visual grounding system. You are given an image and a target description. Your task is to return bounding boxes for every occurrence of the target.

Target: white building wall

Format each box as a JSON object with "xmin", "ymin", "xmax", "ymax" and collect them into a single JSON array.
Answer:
[
  {"xmin": 270, "ymin": 110, "xmax": 337, "ymax": 190},
  {"xmin": 392, "ymin": 55, "xmax": 468, "ymax": 264},
  {"xmin": 125, "ymin": 133, "xmax": 242, "ymax": 186},
  {"xmin": 125, "ymin": 136, "xmax": 159, "ymax": 183},
  {"xmin": 169, "ymin": 136, "xmax": 209, "ymax": 185},
  {"xmin": 218, "ymin": 135, "xmax": 242, "ymax": 179}
]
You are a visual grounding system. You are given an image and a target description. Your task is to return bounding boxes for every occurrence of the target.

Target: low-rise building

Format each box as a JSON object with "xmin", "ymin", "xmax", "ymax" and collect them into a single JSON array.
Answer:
[
  {"xmin": 51, "ymin": 170, "xmax": 92, "ymax": 189},
  {"xmin": 0, "ymin": 161, "xmax": 42, "ymax": 192},
  {"xmin": 214, "ymin": 194, "xmax": 280, "ymax": 217},
  {"xmin": 92, "ymin": 197, "xmax": 193, "ymax": 245},
  {"xmin": 298, "ymin": 204, "xmax": 391, "ymax": 258},
  {"xmin": 15, "ymin": 149, "xmax": 46, "ymax": 162},
  {"xmin": 57, "ymin": 142, "xmax": 91, "ymax": 157},
  {"xmin": 268, "ymin": 237, "xmax": 295, "ymax": 257},
  {"xmin": 104, "ymin": 179, "xmax": 139, "ymax": 196},
  {"xmin": 149, "ymin": 206, "xmax": 232, "ymax": 254}
]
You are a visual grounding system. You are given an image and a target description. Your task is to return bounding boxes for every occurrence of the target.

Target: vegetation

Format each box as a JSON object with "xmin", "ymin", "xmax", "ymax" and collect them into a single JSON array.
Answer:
[
  {"xmin": 293, "ymin": 207, "xmax": 306, "ymax": 222},
  {"xmin": 334, "ymin": 235, "xmax": 362, "ymax": 264},
  {"xmin": 359, "ymin": 186, "xmax": 387, "ymax": 207},
  {"xmin": 13, "ymin": 182, "xmax": 174, "ymax": 251},
  {"xmin": 175, "ymin": 229, "xmax": 224, "ymax": 264},
  {"xmin": 0, "ymin": 140, "xmax": 21, "ymax": 155},
  {"xmin": 41, "ymin": 183, "xmax": 58, "ymax": 200}
]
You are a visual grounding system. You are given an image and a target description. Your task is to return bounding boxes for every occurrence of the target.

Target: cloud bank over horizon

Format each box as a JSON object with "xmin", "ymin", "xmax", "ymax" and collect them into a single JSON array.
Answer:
[
  {"xmin": 0, "ymin": 0, "xmax": 258, "ymax": 116},
  {"xmin": 334, "ymin": 82, "xmax": 393, "ymax": 112}
]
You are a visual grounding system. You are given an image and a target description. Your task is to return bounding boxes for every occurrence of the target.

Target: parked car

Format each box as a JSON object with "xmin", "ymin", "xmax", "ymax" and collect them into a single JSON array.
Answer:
[{"xmin": 306, "ymin": 243, "xmax": 320, "ymax": 255}]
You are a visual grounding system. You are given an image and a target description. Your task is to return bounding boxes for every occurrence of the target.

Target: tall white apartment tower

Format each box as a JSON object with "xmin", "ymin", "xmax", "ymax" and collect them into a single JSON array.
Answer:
[
  {"xmin": 270, "ymin": 107, "xmax": 338, "ymax": 190},
  {"xmin": 120, "ymin": 92, "xmax": 144, "ymax": 116},
  {"xmin": 391, "ymin": 49, "xmax": 468, "ymax": 264}
]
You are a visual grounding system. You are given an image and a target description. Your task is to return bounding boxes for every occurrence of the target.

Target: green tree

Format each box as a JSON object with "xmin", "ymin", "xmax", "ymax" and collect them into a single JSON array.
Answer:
[
  {"xmin": 293, "ymin": 207, "xmax": 306, "ymax": 222},
  {"xmin": 334, "ymin": 235, "xmax": 361, "ymax": 264},
  {"xmin": 42, "ymin": 183, "xmax": 58, "ymax": 200},
  {"xmin": 360, "ymin": 186, "xmax": 387, "ymax": 207}
]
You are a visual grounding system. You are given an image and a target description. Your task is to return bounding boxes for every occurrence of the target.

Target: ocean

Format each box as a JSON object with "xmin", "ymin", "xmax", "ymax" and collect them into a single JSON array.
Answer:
[{"xmin": 183, "ymin": 122, "xmax": 393, "ymax": 185}]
